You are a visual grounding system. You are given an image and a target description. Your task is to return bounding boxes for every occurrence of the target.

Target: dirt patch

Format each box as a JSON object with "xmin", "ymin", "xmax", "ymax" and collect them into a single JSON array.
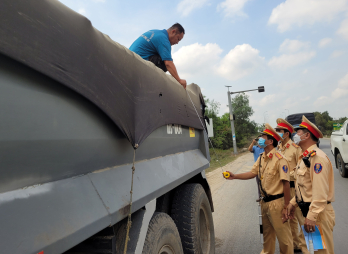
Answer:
[
  {"xmin": 206, "ymin": 149, "xmax": 249, "ymax": 174},
  {"xmin": 206, "ymin": 152, "xmax": 254, "ymax": 195}
]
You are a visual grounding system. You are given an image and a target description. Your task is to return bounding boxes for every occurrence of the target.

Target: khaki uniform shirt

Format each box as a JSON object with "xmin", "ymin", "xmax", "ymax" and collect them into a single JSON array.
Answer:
[
  {"xmin": 251, "ymin": 148, "xmax": 290, "ymax": 196},
  {"xmin": 290, "ymin": 144, "xmax": 335, "ymax": 222},
  {"xmin": 277, "ymin": 139, "xmax": 302, "ymax": 181}
]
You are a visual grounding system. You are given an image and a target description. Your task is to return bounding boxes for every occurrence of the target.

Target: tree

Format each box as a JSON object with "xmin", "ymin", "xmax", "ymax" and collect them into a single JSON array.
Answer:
[
  {"xmin": 231, "ymin": 93, "xmax": 258, "ymax": 147},
  {"xmin": 314, "ymin": 111, "xmax": 347, "ymax": 136},
  {"xmin": 203, "ymin": 95, "xmax": 220, "ymax": 120},
  {"xmin": 204, "ymin": 93, "xmax": 258, "ymax": 149}
]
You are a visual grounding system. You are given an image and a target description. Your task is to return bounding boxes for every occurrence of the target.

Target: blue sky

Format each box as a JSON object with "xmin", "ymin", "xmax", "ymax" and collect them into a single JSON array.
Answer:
[{"xmin": 59, "ymin": 0, "xmax": 348, "ymax": 126}]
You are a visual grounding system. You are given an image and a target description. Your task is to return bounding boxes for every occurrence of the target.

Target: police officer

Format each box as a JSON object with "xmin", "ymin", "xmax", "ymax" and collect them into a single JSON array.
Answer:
[
  {"xmin": 275, "ymin": 118, "xmax": 307, "ymax": 253},
  {"xmin": 225, "ymin": 124, "xmax": 293, "ymax": 254},
  {"xmin": 287, "ymin": 116, "xmax": 335, "ymax": 254}
]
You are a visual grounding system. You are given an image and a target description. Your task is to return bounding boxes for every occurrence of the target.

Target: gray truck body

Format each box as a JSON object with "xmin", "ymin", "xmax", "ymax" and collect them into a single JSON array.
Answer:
[
  {"xmin": 0, "ymin": 53, "xmax": 211, "ymax": 254},
  {"xmin": 0, "ymin": 1, "xmax": 212, "ymax": 253}
]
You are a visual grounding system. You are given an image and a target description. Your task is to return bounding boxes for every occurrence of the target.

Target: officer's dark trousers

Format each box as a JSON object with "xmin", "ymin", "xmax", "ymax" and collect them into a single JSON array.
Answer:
[{"xmin": 148, "ymin": 54, "xmax": 167, "ymax": 72}]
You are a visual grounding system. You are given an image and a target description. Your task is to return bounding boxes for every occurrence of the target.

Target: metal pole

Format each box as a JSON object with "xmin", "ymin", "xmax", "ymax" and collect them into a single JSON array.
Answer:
[
  {"xmin": 230, "ymin": 88, "xmax": 258, "ymax": 94},
  {"xmin": 263, "ymin": 111, "xmax": 268, "ymax": 123},
  {"xmin": 227, "ymin": 87, "xmax": 238, "ymax": 155}
]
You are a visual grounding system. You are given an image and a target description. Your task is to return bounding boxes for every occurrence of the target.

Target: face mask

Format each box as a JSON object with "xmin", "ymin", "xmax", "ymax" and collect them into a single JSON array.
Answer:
[
  {"xmin": 277, "ymin": 132, "xmax": 284, "ymax": 138},
  {"xmin": 293, "ymin": 133, "xmax": 305, "ymax": 145},
  {"xmin": 258, "ymin": 137, "xmax": 268, "ymax": 148}
]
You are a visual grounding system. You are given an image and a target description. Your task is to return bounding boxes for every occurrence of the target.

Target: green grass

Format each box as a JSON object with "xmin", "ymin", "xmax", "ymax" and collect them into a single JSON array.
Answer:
[{"xmin": 205, "ymin": 148, "xmax": 248, "ymax": 173}]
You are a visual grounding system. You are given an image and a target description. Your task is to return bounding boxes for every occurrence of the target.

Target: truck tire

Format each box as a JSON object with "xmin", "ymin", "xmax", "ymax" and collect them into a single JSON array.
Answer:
[
  {"xmin": 142, "ymin": 212, "xmax": 184, "ymax": 254},
  {"xmin": 337, "ymin": 153, "xmax": 348, "ymax": 178},
  {"xmin": 171, "ymin": 184, "xmax": 215, "ymax": 254}
]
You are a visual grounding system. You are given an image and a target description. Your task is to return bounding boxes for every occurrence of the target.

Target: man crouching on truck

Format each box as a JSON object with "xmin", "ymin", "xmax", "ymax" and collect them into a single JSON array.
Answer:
[
  {"xmin": 129, "ymin": 23, "xmax": 187, "ymax": 89},
  {"xmin": 225, "ymin": 124, "xmax": 293, "ymax": 254}
]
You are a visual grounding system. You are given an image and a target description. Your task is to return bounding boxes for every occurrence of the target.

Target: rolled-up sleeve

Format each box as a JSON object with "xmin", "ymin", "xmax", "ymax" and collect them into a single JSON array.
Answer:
[{"xmin": 251, "ymin": 156, "xmax": 261, "ymax": 175}]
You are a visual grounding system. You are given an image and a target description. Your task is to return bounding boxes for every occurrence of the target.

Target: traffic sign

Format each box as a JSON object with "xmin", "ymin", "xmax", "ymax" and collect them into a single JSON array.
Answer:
[{"xmin": 333, "ymin": 123, "xmax": 342, "ymax": 131}]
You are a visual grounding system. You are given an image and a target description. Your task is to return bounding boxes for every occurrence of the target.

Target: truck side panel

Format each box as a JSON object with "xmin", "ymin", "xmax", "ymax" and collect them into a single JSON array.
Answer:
[
  {"xmin": 0, "ymin": 54, "xmax": 206, "ymax": 194},
  {"xmin": 0, "ymin": 149, "xmax": 208, "ymax": 254}
]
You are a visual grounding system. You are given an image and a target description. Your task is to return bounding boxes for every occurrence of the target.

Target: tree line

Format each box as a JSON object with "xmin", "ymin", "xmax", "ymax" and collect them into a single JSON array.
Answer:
[
  {"xmin": 203, "ymin": 95, "xmax": 347, "ymax": 151},
  {"xmin": 314, "ymin": 111, "xmax": 347, "ymax": 136}
]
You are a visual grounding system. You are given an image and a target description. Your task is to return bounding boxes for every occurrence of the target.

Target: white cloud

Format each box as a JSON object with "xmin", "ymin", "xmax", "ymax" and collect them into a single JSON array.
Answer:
[
  {"xmin": 259, "ymin": 94, "xmax": 277, "ymax": 106},
  {"xmin": 173, "ymin": 43, "xmax": 223, "ymax": 77},
  {"xmin": 78, "ymin": 8, "xmax": 86, "ymax": 15},
  {"xmin": 174, "ymin": 43, "xmax": 264, "ymax": 81},
  {"xmin": 332, "ymin": 73, "xmax": 348, "ymax": 98},
  {"xmin": 268, "ymin": 51, "xmax": 316, "ymax": 69},
  {"xmin": 301, "ymin": 96, "xmax": 311, "ymax": 101},
  {"xmin": 92, "ymin": 0, "xmax": 105, "ymax": 2},
  {"xmin": 330, "ymin": 50, "xmax": 345, "ymax": 58},
  {"xmin": 314, "ymin": 96, "xmax": 331, "ymax": 106},
  {"xmin": 303, "ymin": 69, "xmax": 308, "ymax": 74},
  {"xmin": 314, "ymin": 73, "xmax": 348, "ymax": 105},
  {"xmin": 217, "ymin": 0, "xmax": 251, "ymax": 18},
  {"xmin": 177, "ymin": 0, "xmax": 209, "ymax": 16},
  {"xmin": 216, "ymin": 44, "xmax": 265, "ymax": 80},
  {"xmin": 279, "ymin": 39, "xmax": 310, "ymax": 53},
  {"xmin": 268, "ymin": 0, "xmax": 348, "ymax": 32},
  {"xmin": 318, "ymin": 37, "xmax": 332, "ymax": 48},
  {"xmin": 337, "ymin": 18, "xmax": 348, "ymax": 40}
]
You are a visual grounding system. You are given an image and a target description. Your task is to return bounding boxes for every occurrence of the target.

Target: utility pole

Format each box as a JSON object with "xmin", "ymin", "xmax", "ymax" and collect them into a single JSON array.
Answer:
[
  {"xmin": 226, "ymin": 86, "xmax": 265, "ymax": 155},
  {"xmin": 226, "ymin": 86, "xmax": 238, "ymax": 155},
  {"xmin": 263, "ymin": 111, "xmax": 268, "ymax": 123}
]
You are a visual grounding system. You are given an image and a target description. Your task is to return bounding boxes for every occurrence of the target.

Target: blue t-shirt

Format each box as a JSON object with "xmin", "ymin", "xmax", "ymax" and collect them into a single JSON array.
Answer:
[
  {"xmin": 129, "ymin": 29, "xmax": 173, "ymax": 61},
  {"xmin": 252, "ymin": 146, "xmax": 264, "ymax": 162}
]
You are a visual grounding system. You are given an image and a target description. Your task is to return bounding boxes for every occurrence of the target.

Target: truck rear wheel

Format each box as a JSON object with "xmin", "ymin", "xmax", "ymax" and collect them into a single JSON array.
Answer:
[
  {"xmin": 142, "ymin": 212, "xmax": 184, "ymax": 254},
  {"xmin": 171, "ymin": 184, "xmax": 215, "ymax": 254},
  {"xmin": 337, "ymin": 153, "xmax": 348, "ymax": 178}
]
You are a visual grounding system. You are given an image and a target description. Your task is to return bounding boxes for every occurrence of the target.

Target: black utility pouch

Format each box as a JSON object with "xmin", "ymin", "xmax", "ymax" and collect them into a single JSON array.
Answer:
[{"xmin": 297, "ymin": 201, "xmax": 311, "ymax": 217}]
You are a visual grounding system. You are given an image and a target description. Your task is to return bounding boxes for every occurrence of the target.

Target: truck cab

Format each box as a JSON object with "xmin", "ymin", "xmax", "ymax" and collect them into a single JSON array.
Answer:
[{"xmin": 331, "ymin": 120, "xmax": 348, "ymax": 177}]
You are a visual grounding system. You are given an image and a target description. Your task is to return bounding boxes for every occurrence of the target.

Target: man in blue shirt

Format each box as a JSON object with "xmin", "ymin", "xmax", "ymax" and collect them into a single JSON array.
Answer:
[
  {"xmin": 248, "ymin": 136, "xmax": 264, "ymax": 199},
  {"xmin": 129, "ymin": 23, "xmax": 186, "ymax": 89},
  {"xmin": 248, "ymin": 136, "xmax": 264, "ymax": 162}
]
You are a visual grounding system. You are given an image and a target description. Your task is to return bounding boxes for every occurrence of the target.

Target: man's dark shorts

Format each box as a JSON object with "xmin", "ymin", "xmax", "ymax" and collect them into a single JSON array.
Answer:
[{"xmin": 148, "ymin": 54, "xmax": 167, "ymax": 72}]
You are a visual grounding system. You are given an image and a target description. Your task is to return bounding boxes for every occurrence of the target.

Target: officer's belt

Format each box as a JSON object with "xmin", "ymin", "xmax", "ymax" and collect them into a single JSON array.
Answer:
[
  {"xmin": 290, "ymin": 181, "xmax": 295, "ymax": 188},
  {"xmin": 262, "ymin": 193, "xmax": 284, "ymax": 203},
  {"xmin": 296, "ymin": 201, "xmax": 331, "ymax": 205}
]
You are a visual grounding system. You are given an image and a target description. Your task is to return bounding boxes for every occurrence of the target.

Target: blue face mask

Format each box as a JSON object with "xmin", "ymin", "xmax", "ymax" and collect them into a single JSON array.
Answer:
[
  {"xmin": 258, "ymin": 137, "xmax": 268, "ymax": 148},
  {"xmin": 277, "ymin": 132, "xmax": 284, "ymax": 138}
]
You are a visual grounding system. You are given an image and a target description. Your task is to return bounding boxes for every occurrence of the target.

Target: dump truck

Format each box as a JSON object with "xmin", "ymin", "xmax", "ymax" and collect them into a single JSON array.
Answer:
[{"xmin": 0, "ymin": 1, "xmax": 215, "ymax": 253}]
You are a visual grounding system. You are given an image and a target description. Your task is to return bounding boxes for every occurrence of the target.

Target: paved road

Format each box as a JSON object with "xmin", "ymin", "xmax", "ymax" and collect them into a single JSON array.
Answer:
[{"xmin": 207, "ymin": 138, "xmax": 348, "ymax": 254}]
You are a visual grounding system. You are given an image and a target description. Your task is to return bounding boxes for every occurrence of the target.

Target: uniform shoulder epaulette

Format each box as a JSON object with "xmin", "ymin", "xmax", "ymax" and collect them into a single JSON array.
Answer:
[
  {"xmin": 292, "ymin": 143, "xmax": 299, "ymax": 148},
  {"xmin": 309, "ymin": 150, "xmax": 316, "ymax": 157},
  {"xmin": 275, "ymin": 152, "xmax": 283, "ymax": 159}
]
